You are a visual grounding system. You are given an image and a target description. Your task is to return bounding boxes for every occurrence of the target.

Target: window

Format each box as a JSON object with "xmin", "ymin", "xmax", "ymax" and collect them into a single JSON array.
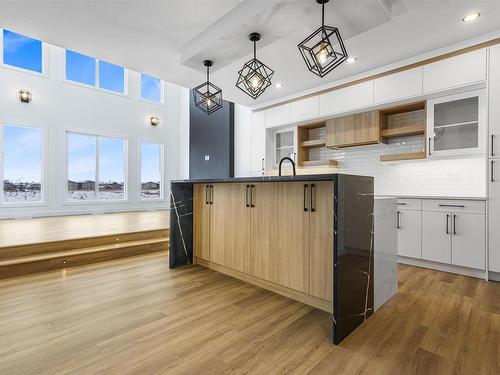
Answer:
[
  {"xmin": 1, "ymin": 124, "xmax": 43, "ymax": 203},
  {"xmin": 66, "ymin": 50, "xmax": 96, "ymax": 86},
  {"xmin": 141, "ymin": 74, "xmax": 162, "ymax": 102},
  {"xmin": 140, "ymin": 141, "xmax": 163, "ymax": 200},
  {"xmin": 67, "ymin": 132, "xmax": 126, "ymax": 201},
  {"xmin": 3, "ymin": 29, "xmax": 43, "ymax": 73},
  {"xmin": 99, "ymin": 60, "xmax": 124, "ymax": 93}
]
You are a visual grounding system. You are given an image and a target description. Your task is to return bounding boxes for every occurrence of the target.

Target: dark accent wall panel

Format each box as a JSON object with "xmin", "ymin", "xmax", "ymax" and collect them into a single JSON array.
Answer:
[{"xmin": 189, "ymin": 92, "xmax": 234, "ymax": 179}]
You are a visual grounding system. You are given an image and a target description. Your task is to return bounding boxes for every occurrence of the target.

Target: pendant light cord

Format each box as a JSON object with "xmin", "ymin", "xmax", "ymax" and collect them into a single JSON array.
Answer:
[
  {"xmin": 322, "ymin": 2, "xmax": 325, "ymax": 27},
  {"xmin": 253, "ymin": 40, "xmax": 256, "ymax": 59}
]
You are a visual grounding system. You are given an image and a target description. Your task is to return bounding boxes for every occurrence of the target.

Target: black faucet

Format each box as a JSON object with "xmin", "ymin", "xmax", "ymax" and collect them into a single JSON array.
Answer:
[{"xmin": 279, "ymin": 156, "xmax": 296, "ymax": 176}]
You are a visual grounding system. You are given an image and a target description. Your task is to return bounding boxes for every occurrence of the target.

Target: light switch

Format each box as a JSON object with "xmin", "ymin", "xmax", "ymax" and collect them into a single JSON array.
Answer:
[{"xmin": 204, "ymin": 155, "xmax": 210, "ymax": 161}]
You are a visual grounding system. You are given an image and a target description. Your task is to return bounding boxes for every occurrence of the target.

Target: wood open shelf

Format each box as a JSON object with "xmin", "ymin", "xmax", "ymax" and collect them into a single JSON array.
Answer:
[
  {"xmin": 299, "ymin": 138, "xmax": 326, "ymax": 148},
  {"xmin": 380, "ymin": 152, "xmax": 426, "ymax": 162},
  {"xmin": 300, "ymin": 159, "xmax": 338, "ymax": 167},
  {"xmin": 380, "ymin": 124, "xmax": 425, "ymax": 138}
]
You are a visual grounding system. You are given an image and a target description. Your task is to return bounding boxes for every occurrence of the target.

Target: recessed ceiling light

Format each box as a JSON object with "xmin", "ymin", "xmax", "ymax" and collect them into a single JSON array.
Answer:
[
  {"xmin": 346, "ymin": 57, "xmax": 357, "ymax": 64},
  {"xmin": 462, "ymin": 12, "xmax": 480, "ymax": 23},
  {"xmin": 275, "ymin": 82, "xmax": 284, "ymax": 88}
]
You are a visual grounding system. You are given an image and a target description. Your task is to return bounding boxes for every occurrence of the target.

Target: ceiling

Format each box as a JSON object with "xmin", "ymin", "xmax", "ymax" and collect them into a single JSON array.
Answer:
[{"xmin": 0, "ymin": 0, "xmax": 500, "ymax": 108}]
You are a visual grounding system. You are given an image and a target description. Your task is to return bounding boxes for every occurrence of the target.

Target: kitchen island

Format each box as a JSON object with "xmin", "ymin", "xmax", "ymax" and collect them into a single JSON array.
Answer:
[{"xmin": 170, "ymin": 174, "xmax": 381, "ymax": 344}]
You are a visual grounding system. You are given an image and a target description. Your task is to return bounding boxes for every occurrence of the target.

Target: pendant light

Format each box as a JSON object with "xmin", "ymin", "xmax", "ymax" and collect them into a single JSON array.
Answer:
[
  {"xmin": 236, "ymin": 32, "xmax": 274, "ymax": 100},
  {"xmin": 298, "ymin": 0, "xmax": 348, "ymax": 77},
  {"xmin": 192, "ymin": 60, "xmax": 223, "ymax": 115}
]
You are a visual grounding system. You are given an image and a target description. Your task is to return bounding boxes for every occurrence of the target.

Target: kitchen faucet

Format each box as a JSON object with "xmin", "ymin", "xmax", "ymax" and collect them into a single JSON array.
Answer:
[{"xmin": 279, "ymin": 156, "xmax": 296, "ymax": 176}]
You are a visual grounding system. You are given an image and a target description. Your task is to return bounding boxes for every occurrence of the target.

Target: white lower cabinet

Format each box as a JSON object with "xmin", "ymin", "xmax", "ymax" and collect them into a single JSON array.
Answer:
[
  {"xmin": 451, "ymin": 213, "xmax": 485, "ymax": 270},
  {"xmin": 397, "ymin": 209, "xmax": 422, "ymax": 258},
  {"xmin": 489, "ymin": 159, "xmax": 500, "ymax": 273},
  {"xmin": 422, "ymin": 211, "xmax": 452, "ymax": 264}
]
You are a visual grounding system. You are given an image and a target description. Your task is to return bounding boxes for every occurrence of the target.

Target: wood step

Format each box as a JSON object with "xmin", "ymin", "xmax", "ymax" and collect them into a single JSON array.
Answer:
[
  {"xmin": 0, "ymin": 229, "xmax": 168, "ymax": 261},
  {"xmin": 0, "ymin": 237, "xmax": 169, "ymax": 279}
]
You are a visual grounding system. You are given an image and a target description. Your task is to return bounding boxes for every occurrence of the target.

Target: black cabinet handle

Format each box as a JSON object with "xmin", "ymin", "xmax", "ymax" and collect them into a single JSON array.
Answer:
[
  {"xmin": 492, "ymin": 134, "xmax": 495, "ymax": 157},
  {"xmin": 210, "ymin": 185, "xmax": 213, "ymax": 204},
  {"xmin": 397, "ymin": 211, "xmax": 401, "ymax": 229},
  {"xmin": 310, "ymin": 184, "xmax": 315, "ymax": 212},
  {"xmin": 492, "ymin": 160, "xmax": 495, "ymax": 183},
  {"xmin": 453, "ymin": 214, "xmax": 457, "ymax": 235},
  {"xmin": 397, "ymin": 202, "xmax": 407, "ymax": 206},
  {"xmin": 304, "ymin": 184, "xmax": 308, "ymax": 212},
  {"xmin": 439, "ymin": 204, "xmax": 465, "ymax": 208},
  {"xmin": 446, "ymin": 214, "xmax": 450, "ymax": 234},
  {"xmin": 428, "ymin": 137, "xmax": 432, "ymax": 156},
  {"xmin": 205, "ymin": 185, "xmax": 209, "ymax": 205},
  {"xmin": 246, "ymin": 185, "xmax": 249, "ymax": 207},
  {"xmin": 251, "ymin": 185, "xmax": 255, "ymax": 207}
]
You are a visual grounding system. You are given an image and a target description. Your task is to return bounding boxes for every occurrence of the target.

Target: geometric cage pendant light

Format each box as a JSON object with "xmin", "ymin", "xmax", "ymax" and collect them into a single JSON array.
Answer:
[
  {"xmin": 236, "ymin": 32, "xmax": 275, "ymax": 100},
  {"xmin": 298, "ymin": 0, "xmax": 348, "ymax": 78},
  {"xmin": 192, "ymin": 60, "xmax": 223, "ymax": 115}
]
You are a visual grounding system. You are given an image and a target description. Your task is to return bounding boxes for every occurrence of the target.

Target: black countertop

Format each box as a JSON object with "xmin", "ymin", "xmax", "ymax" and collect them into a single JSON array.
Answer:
[{"xmin": 171, "ymin": 173, "xmax": 371, "ymax": 184}]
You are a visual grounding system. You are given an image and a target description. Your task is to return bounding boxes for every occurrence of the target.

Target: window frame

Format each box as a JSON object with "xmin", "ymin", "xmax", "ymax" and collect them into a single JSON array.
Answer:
[
  {"xmin": 139, "ymin": 73, "xmax": 165, "ymax": 105},
  {"xmin": 1, "ymin": 28, "xmax": 48, "ymax": 77},
  {"xmin": 64, "ymin": 129, "xmax": 129, "ymax": 205},
  {"xmin": 138, "ymin": 138, "xmax": 165, "ymax": 202},
  {"xmin": 63, "ymin": 50, "xmax": 129, "ymax": 97},
  {"xmin": 0, "ymin": 121, "xmax": 48, "ymax": 207}
]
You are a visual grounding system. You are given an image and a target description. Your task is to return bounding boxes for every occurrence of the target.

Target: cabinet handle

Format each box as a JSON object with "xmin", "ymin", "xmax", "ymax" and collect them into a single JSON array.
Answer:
[
  {"xmin": 304, "ymin": 184, "xmax": 308, "ymax": 212},
  {"xmin": 446, "ymin": 214, "xmax": 450, "ymax": 234},
  {"xmin": 210, "ymin": 185, "xmax": 213, "ymax": 204},
  {"xmin": 397, "ymin": 211, "xmax": 401, "ymax": 229},
  {"xmin": 492, "ymin": 160, "xmax": 495, "ymax": 183},
  {"xmin": 453, "ymin": 214, "xmax": 457, "ymax": 235},
  {"xmin": 246, "ymin": 185, "xmax": 250, "ymax": 207},
  {"xmin": 251, "ymin": 185, "xmax": 255, "ymax": 207},
  {"xmin": 310, "ymin": 184, "xmax": 315, "ymax": 212},
  {"xmin": 439, "ymin": 204, "xmax": 465, "ymax": 208},
  {"xmin": 492, "ymin": 135, "xmax": 495, "ymax": 157},
  {"xmin": 205, "ymin": 185, "xmax": 209, "ymax": 205},
  {"xmin": 397, "ymin": 202, "xmax": 407, "ymax": 206},
  {"xmin": 428, "ymin": 137, "xmax": 432, "ymax": 156}
]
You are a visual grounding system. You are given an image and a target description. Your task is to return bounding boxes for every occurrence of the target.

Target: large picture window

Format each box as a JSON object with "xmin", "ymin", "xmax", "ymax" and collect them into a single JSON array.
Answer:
[
  {"xmin": 1, "ymin": 124, "xmax": 43, "ymax": 203},
  {"xmin": 140, "ymin": 141, "xmax": 163, "ymax": 200},
  {"xmin": 66, "ymin": 132, "xmax": 126, "ymax": 201},
  {"xmin": 2, "ymin": 29, "xmax": 43, "ymax": 73}
]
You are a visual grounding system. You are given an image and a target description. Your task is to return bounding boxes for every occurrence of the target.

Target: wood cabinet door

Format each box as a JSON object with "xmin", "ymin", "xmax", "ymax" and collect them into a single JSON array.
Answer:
[
  {"xmin": 451, "ymin": 213, "xmax": 485, "ymax": 270},
  {"xmin": 193, "ymin": 184, "xmax": 210, "ymax": 261},
  {"xmin": 326, "ymin": 111, "xmax": 380, "ymax": 148},
  {"xmin": 422, "ymin": 211, "xmax": 452, "ymax": 264},
  {"xmin": 397, "ymin": 210, "xmax": 422, "ymax": 259},
  {"xmin": 250, "ymin": 183, "xmax": 278, "ymax": 281},
  {"xmin": 275, "ymin": 182, "xmax": 310, "ymax": 293},
  {"xmin": 309, "ymin": 181, "xmax": 334, "ymax": 301}
]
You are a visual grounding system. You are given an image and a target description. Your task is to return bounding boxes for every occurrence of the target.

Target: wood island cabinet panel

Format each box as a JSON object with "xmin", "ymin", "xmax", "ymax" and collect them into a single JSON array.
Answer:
[
  {"xmin": 250, "ymin": 183, "xmax": 278, "ymax": 281},
  {"xmin": 209, "ymin": 183, "xmax": 228, "ymax": 266},
  {"xmin": 276, "ymin": 182, "xmax": 310, "ymax": 293},
  {"xmin": 326, "ymin": 111, "xmax": 381, "ymax": 148},
  {"xmin": 193, "ymin": 184, "xmax": 210, "ymax": 261},
  {"xmin": 309, "ymin": 181, "xmax": 334, "ymax": 301}
]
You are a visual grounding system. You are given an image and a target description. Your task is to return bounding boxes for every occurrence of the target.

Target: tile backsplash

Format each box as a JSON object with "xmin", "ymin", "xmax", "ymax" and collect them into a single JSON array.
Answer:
[{"xmin": 308, "ymin": 128, "xmax": 486, "ymax": 197}]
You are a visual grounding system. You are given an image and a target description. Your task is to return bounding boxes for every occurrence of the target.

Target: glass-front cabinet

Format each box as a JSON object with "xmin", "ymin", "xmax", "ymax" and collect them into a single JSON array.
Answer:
[
  {"xmin": 427, "ymin": 89, "xmax": 486, "ymax": 157},
  {"xmin": 272, "ymin": 127, "xmax": 297, "ymax": 168}
]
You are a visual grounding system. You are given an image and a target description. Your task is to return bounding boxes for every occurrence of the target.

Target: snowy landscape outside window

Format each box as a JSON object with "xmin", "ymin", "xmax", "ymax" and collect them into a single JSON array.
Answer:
[
  {"xmin": 140, "ymin": 141, "xmax": 163, "ymax": 200},
  {"xmin": 66, "ymin": 132, "xmax": 126, "ymax": 201},
  {"xmin": 1, "ymin": 124, "xmax": 43, "ymax": 203}
]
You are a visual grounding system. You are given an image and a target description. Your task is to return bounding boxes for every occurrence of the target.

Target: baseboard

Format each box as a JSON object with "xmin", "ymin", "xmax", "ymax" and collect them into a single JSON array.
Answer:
[
  {"xmin": 488, "ymin": 271, "xmax": 500, "ymax": 282},
  {"xmin": 195, "ymin": 257, "xmax": 333, "ymax": 313},
  {"xmin": 398, "ymin": 256, "xmax": 487, "ymax": 279}
]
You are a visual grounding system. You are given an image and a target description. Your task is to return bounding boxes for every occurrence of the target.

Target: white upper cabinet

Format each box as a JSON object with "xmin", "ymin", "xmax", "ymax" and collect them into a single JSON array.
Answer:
[
  {"xmin": 489, "ymin": 45, "xmax": 500, "ymax": 158},
  {"xmin": 250, "ymin": 111, "xmax": 267, "ymax": 175},
  {"xmin": 374, "ymin": 67, "xmax": 423, "ymax": 104},
  {"xmin": 290, "ymin": 96, "xmax": 319, "ymax": 123},
  {"xmin": 265, "ymin": 103, "xmax": 291, "ymax": 129},
  {"xmin": 427, "ymin": 89, "xmax": 486, "ymax": 157},
  {"xmin": 423, "ymin": 49, "xmax": 487, "ymax": 93},
  {"xmin": 319, "ymin": 81, "xmax": 374, "ymax": 117}
]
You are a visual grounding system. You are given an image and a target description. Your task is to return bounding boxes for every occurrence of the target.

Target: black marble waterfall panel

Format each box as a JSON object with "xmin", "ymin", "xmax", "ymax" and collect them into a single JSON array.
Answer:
[
  {"xmin": 169, "ymin": 182, "xmax": 194, "ymax": 268},
  {"xmin": 333, "ymin": 175, "xmax": 374, "ymax": 344}
]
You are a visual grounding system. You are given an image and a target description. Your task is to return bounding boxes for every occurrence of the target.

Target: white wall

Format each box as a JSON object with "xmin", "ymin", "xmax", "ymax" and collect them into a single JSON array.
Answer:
[
  {"xmin": 234, "ymin": 104, "xmax": 251, "ymax": 177},
  {"xmin": 0, "ymin": 42, "xmax": 189, "ymax": 218}
]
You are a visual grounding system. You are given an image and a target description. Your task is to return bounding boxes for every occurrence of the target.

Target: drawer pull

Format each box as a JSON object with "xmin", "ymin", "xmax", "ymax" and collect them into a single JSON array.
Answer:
[
  {"xmin": 438, "ymin": 204, "xmax": 465, "ymax": 208},
  {"xmin": 251, "ymin": 185, "xmax": 255, "ymax": 208},
  {"xmin": 205, "ymin": 185, "xmax": 209, "ymax": 205},
  {"xmin": 453, "ymin": 214, "xmax": 457, "ymax": 235},
  {"xmin": 446, "ymin": 214, "xmax": 450, "ymax": 234},
  {"xmin": 210, "ymin": 185, "xmax": 213, "ymax": 204},
  {"xmin": 397, "ymin": 211, "xmax": 401, "ymax": 229},
  {"xmin": 397, "ymin": 203, "xmax": 407, "ymax": 206},
  {"xmin": 310, "ymin": 184, "xmax": 316, "ymax": 212},
  {"xmin": 304, "ymin": 184, "xmax": 308, "ymax": 212},
  {"xmin": 246, "ymin": 185, "xmax": 250, "ymax": 207}
]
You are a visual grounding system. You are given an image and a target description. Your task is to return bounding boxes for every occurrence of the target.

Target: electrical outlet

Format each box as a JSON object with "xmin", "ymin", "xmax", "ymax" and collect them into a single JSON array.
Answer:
[{"xmin": 204, "ymin": 155, "xmax": 210, "ymax": 161}]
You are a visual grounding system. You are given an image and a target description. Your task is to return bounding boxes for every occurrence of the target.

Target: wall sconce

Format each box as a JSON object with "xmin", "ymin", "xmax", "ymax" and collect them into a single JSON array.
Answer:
[
  {"xmin": 150, "ymin": 116, "xmax": 160, "ymax": 127},
  {"xmin": 18, "ymin": 89, "xmax": 32, "ymax": 103}
]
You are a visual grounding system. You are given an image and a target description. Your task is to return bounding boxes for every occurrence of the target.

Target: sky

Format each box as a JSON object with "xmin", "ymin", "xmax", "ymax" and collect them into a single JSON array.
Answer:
[
  {"xmin": 3, "ymin": 29, "xmax": 42, "ymax": 73},
  {"xmin": 3, "ymin": 125, "xmax": 42, "ymax": 183}
]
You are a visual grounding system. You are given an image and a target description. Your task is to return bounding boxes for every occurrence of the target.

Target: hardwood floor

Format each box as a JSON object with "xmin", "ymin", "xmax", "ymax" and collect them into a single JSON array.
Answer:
[
  {"xmin": 0, "ymin": 254, "xmax": 499, "ymax": 374},
  {"xmin": 0, "ymin": 210, "xmax": 169, "ymax": 247}
]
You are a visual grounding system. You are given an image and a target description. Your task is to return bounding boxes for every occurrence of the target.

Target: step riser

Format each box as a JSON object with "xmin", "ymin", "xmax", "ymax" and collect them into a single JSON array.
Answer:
[
  {"xmin": 0, "ymin": 229, "xmax": 168, "ymax": 261},
  {"xmin": 0, "ymin": 241, "xmax": 168, "ymax": 280}
]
